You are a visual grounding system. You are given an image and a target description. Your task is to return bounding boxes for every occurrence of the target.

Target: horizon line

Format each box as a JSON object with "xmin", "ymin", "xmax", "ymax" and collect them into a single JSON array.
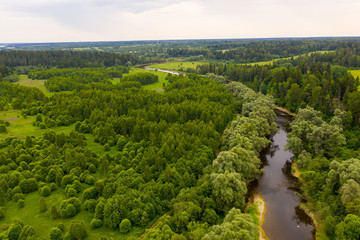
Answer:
[{"xmin": 2, "ymin": 36, "xmax": 360, "ymax": 45}]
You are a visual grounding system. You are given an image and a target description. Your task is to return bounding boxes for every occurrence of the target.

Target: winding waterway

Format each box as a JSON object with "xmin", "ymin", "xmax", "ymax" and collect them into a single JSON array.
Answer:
[{"xmin": 250, "ymin": 110, "xmax": 315, "ymax": 240}]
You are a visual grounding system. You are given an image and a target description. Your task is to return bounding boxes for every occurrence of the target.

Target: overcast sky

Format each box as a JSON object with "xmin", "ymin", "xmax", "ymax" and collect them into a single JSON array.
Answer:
[{"xmin": 1, "ymin": 0, "xmax": 360, "ymax": 43}]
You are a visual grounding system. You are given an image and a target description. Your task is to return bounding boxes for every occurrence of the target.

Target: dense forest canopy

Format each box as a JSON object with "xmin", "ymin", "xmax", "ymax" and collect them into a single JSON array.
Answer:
[{"xmin": 0, "ymin": 38, "xmax": 360, "ymax": 240}]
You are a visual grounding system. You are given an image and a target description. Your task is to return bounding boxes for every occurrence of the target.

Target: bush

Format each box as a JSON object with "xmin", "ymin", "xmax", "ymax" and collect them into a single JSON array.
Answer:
[
  {"xmin": 85, "ymin": 175, "xmax": 95, "ymax": 185},
  {"xmin": 88, "ymin": 164, "xmax": 96, "ymax": 174},
  {"xmin": 82, "ymin": 187, "xmax": 97, "ymax": 200},
  {"xmin": 7, "ymin": 224, "xmax": 22, "ymax": 240},
  {"xmin": 65, "ymin": 204, "xmax": 76, "ymax": 218},
  {"xmin": 119, "ymin": 219, "xmax": 131, "ymax": 234},
  {"xmin": 18, "ymin": 225, "xmax": 36, "ymax": 239},
  {"xmin": 51, "ymin": 205, "xmax": 60, "ymax": 219},
  {"xmin": 69, "ymin": 221, "xmax": 87, "ymax": 240},
  {"xmin": 49, "ymin": 227, "xmax": 63, "ymax": 240},
  {"xmin": 17, "ymin": 199, "xmax": 25, "ymax": 208},
  {"xmin": 0, "ymin": 124, "xmax": 7, "ymax": 133},
  {"xmin": 57, "ymin": 223, "xmax": 65, "ymax": 232},
  {"xmin": 84, "ymin": 199, "xmax": 97, "ymax": 213},
  {"xmin": 90, "ymin": 218, "xmax": 103, "ymax": 229},
  {"xmin": 13, "ymin": 193, "xmax": 24, "ymax": 202},
  {"xmin": 66, "ymin": 187, "xmax": 77, "ymax": 198},
  {"xmin": 104, "ymin": 143, "xmax": 110, "ymax": 151},
  {"xmin": 50, "ymin": 183, "xmax": 58, "ymax": 192},
  {"xmin": 41, "ymin": 186, "xmax": 51, "ymax": 197}
]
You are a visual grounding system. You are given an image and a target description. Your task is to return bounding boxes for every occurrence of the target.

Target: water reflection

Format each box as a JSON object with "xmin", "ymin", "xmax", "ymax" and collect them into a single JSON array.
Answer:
[{"xmin": 249, "ymin": 111, "xmax": 314, "ymax": 240}]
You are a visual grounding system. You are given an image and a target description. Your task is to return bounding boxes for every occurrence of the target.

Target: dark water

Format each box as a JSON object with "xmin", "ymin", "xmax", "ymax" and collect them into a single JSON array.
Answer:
[{"xmin": 249, "ymin": 110, "xmax": 315, "ymax": 240}]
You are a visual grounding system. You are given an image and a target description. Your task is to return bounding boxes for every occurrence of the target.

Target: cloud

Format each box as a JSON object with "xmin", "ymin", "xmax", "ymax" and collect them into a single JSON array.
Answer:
[{"xmin": 0, "ymin": 0, "xmax": 359, "ymax": 42}]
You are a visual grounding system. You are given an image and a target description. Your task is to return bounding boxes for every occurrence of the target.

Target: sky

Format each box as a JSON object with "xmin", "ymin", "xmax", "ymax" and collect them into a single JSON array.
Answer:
[{"xmin": 1, "ymin": 0, "xmax": 360, "ymax": 43}]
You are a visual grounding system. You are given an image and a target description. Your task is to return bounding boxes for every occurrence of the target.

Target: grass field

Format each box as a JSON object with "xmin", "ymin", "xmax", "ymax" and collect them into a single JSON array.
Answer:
[
  {"xmin": 350, "ymin": 70, "xmax": 360, "ymax": 78},
  {"xmin": 112, "ymin": 68, "xmax": 170, "ymax": 92},
  {"xmin": 0, "ymin": 182, "xmax": 144, "ymax": 239},
  {"xmin": 0, "ymin": 110, "xmax": 74, "ymax": 140},
  {"xmin": 16, "ymin": 75, "xmax": 51, "ymax": 96},
  {"xmin": 148, "ymin": 61, "xmax": 206, "ymax": 72}
]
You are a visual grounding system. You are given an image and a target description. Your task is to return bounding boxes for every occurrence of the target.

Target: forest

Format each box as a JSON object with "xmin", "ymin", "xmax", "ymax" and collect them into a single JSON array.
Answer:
[{"xmin": 0, "ymin": 38, "xmax": 360, "ymax": 240}]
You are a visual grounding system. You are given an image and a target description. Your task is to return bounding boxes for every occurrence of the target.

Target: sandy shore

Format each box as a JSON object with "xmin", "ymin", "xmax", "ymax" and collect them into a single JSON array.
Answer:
[
  {"xmin": 275, "ymin": 105, "xmax": 295, "ymax": 116},
  {"xmin": 253, "ymin": 194, "xmax": 268, "ymax": 240}
]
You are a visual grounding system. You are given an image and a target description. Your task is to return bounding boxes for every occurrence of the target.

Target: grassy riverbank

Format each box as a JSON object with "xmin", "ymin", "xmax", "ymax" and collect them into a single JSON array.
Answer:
[
  {"xmin": 291, "ymin": 161, "xmax": 329, "ymax": 240},
  {"xmin": 247, "ymin": 194, "xmax": 268, "ymax": 240}
]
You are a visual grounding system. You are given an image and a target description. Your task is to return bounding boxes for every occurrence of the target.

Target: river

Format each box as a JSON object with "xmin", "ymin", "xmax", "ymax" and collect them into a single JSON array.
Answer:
[
  {"xmin": 139, "ymin": 64, "xmax": 315, "ymax": 239},
  {"xmin": 249, "ymin": 109, "xmax": 315, "ymax": 240}
]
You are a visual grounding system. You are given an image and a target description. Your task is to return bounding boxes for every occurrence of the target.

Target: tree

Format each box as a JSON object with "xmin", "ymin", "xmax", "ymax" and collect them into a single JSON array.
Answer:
[
  {"xmin": 211, "ymin": 171, "xmax": 247, "ymax": 212},
  {"xmin": 119, "ymin": 219, "xmax": 131, "ymax": 234},
  {"xmin": 49, "ymin": 227, "xmax": 63, "ymax": 240},
  {"xmin": 7, "ymin": 224, "xmax": 22, "ymax": 240},
  {"xmin": 69, "ymin": 221, "xmax": 87, "ymax": 240},
  {"xmin": 335, "ymin": 214, "xmax": 360, "ymax": 240},
  {"xmin": 202, "ymin": 208, "xmax": 257, "ymax": 240},
  {"xmin": 41, "ymin": 186, "xmax": 51, "ymax": 197},
  {"xmin": 202, "ymin": 209, "xmax": 219, "ymax": 225}
]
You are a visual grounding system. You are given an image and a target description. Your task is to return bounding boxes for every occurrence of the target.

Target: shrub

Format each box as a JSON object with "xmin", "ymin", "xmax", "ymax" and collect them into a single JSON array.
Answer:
[
  {"xmin": 65, "ymin": 204, "xmax": 76, "ymax": 218},
  {"xmin": 69, "ymin": 221, "xmax": 87, "ymax": 240},
  {"xmin": 51, "ymin": 205, "xmax": 60, "ymax": 219},
  {"xmin": 90, "ymin": 218, "xmax": 103, "ymax": 229},
  {"xmin": 17, "ymin": 199, "xmax": 25, "ymax": 208},
  {"xmin": 85, "ymin": 175, "xmax": 95, "ymax": 185},
  {"xmin": 66, "ymin": 187, "xmax": 77, "ymax": 198},
  {"xmin": 18, "ymin": 225, "xmax": 36, "ymax": 239},
  {"xmin": 84, "ymin": 199, "xmax": 97, "ymax": 213},
  {"xmin": 13, "ymin": 193, "xmax": 25, "ymax": 202},
  {"xmin": 57, "ymin": 223, "xmax": 65, "ymax": 233},
  {"xmin": 49, "ymin": 227, "xmax": 63, "ymax": 240},
  {"xmin": 50, "ymin": 183, "xmax": 58, "ymax": 192},
  {"xmin": 88, "ymin": 164, "xmax": 96, "ymax": 174},
  {"xmin": 83, "ymin": 187, "xmax": 97, "ymax": 200},
  {"xmin": 119, "ymin": 219, "xmax": 131, "ymax": 234},
  {"xmin": 41, "ymin": 186, "xmax": 51, "ymax": 197},
  {"xmin": 7, "ymin": 224, "xmax": 22, "ymax": 240},
  {"xmin": 0, "ymin": 124, "xmax": 7, "ymax": 133},
  {"xmin": 104, "ymin": 143, "xmax": 110, "ymax": 151}
]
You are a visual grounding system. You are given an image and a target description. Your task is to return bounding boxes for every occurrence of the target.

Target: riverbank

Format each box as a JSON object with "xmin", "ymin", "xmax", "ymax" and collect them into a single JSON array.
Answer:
[
  {"xmin": 275, "ymin": 105, "xmax": 295, "ymax": 116},
  {"xmin": 291, "ymin": 161, "xmax": 328, "ymax": 240},
  {"xmin": 254, "ymin": 195, "xmax": 267, "ymax": 240}
]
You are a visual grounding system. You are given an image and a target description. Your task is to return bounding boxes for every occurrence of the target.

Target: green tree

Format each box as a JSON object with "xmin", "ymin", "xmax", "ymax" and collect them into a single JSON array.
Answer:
[
  {"xmin": 335, "ymin": 214, "xmax": 360, "ymax": 240},
  {"xmin": 69, "ymin": 221, "xmax": 87, "ymax": 240},
  {"xmin": 119, "ymin": 219, "xmax": 131, "ymax": 234},
  {"xmin": 49, "ymin": 227, "xmax": 62, "ymax": 240}
]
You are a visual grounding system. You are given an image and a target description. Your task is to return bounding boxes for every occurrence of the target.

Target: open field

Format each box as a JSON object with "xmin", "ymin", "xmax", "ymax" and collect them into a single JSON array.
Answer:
[
  {"xmin": 16, "ymin": 75, "xmax": 51, "ymax": 96},
  {"xmin": 350, "ymin": 70, "xmax": 360, "ymax": 78},
  {"xmin": 0, "ymin": 110, "xmax": 74, "ymax": 139},
  {"xmin": 0, "ymin": 182, "xmax": 145, "ymax": 240},
  {"xmin": 112, "ymin": 68, "xmax": 170, "ymax": 92},
  {"xmin": 148, "ymin": 61, "xmax": 206, "ymax": 72}
]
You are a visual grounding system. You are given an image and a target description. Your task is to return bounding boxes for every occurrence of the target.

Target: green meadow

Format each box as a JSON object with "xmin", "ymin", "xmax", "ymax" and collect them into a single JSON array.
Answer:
[
  {"xmin": 16, "ymin": 75, "xmax": 51, "ymax": 96},
  {"xmin": 350, "ymin": 70, "xmax": 360, "ymax": 78},
  {"xmin": 1, "ymin": 176, "xmax": 147, "ymax": 240},
  {"xmin": 0, "ymin": 110, "xmax": 73, "ymax": 140},
  {"xmin": 148, "ymin": 61, "xmax": 206, "ymax": 72},
  {"xmin": 112, "ymin": 68, "xmax": 170, "ymax": 92}
]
